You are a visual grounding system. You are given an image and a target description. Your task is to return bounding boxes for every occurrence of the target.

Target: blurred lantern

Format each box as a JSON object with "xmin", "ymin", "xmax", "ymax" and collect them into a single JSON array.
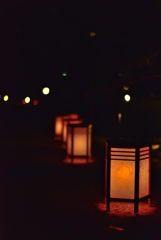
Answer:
[
  {"xmin": 54, "ymin": 114, "xmax": 79, "ymax": 140},
  {"xmin": 54, "ymin": 115, "xmax": 69, "ymax": 140},
  {"xmin": 42, "ymin": 87, "xmax": 50, "ymax": 95},
  {"xmin": 24, "ymin": 97, "xmax": 30, "ymax": 103},
  {"xmin": 105, "ymin": 140, "xmax": 152, "ymax": 213},
  {"xmin": 62, "ymin": 119, "xmax": 82, "ymax": 143},
  {"xmin": 3, "ymin": 95, "xmax": 9, "ymax": 101},
  {"xmin": 124, "ymin": 94, "xmax": 131, "ymax": 102},
  {"xmin": 33, "ymin": 100, "xmax": 38, "ymax": 106},
  {"xmin": 65, "ymin": 123, "xmax": 93, "ymax": 164}
]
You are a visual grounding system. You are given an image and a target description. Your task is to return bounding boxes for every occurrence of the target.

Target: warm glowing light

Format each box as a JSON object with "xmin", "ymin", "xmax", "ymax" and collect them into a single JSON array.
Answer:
[
  {"xmin": 123, "ymin": 86, "xmax": 129, "ymax": 90},
  {"xmin": 33, "ymin": 100, "xmax": 38, "ymax": 106},
  {"xmin": 42, "ymin": 87, "xmax": 50, "ymax": 95},
  {"xmin": 118, "ymin": 113, "xmax": 122, "ymax": 121},
  {"xmin": 105, "ymin": 142, "xmax": 151, "ymax": 213},
  {"xmin": 62, "ymin": 119, "xmax": 82, "ymax": 143},
  {"xmin": 66, "ymin": 124, "xmax": 93, "ymax": 163},
  {"xmin": 3, "ymin": 95, "xmax": 9, "ymax": 101},
  {"xmin": 89, "ymin": 32, "xmax": 96, "ymax": 37},
  {"xmin": 68, "ymin": 114, "xmax": 78, "ymax": 119},
  {"xmin": 63, "ymin": 157, "xmax": 94, "ymax": 165},
  {"xmin": 24, "ymin": 97, "xmax": 30, "ymax": 103},
  {"xmin": 124, "ymin": 94, "xmax": 131, "ymax": 102},
  {"xmin": 62, "ymin": 72, "xmax": 67, "ymax": 77},
  {"xmin": 152, "ymin": 144, "xmax": 160, "ymax": 150}
]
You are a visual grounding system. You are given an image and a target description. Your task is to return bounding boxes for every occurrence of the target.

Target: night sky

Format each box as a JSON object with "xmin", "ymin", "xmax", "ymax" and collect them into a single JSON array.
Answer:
[{"xmin": 1, "ymin": 0, "xmax": 161, "ymax": 99}]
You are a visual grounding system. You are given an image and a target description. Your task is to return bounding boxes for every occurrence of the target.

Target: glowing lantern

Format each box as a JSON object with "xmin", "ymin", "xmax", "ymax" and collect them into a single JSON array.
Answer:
[
  {"xmin": 54, "ymin": 115, "xmax": 69, "ymax": 140},
  {"xmin": 105, "ymin": 140, "xmax": 152, "ymax": 213},
  {"xmin": 66, "ymin": 124, "xmax": 92, "ymax": 162},
  {"xmin": 62, "ymin": 119, "xmax": 82, "ymax": 143}
]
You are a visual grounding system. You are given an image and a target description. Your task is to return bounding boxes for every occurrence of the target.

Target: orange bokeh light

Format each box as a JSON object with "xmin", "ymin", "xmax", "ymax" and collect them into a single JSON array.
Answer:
[{"xmin": 22, "ymin": 99, "xmax": 26, "ymax": 105}]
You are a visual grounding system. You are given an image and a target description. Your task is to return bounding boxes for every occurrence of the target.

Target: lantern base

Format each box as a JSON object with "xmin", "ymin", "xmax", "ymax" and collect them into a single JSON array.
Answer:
[
  {"xmin": 105, "ymin": 195, "xmax": 152, "ymax": 214},
  {"xmin": 63, "ymin": 156, "xmax": 94, "ymax": 165}
]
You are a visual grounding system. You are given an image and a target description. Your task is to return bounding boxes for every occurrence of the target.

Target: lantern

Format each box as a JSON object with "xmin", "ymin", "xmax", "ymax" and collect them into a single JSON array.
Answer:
[
  {"xmin": 66, "ymin": 123, "xmax": 92, "ymax": 163},
  {"xmin": 55, "ymin": 116, "xmax": 68, "ymax": 140},
  {"xmin": 54, "ymin": 114, "xmax": 79, "ymax": 140},
  {"xmin": 62, "ymin": 119, "xmax": 83, "ymax": 143},
  {"xmin": 105, "ymin": 140, "xmax": 152, "ymax": 213}
]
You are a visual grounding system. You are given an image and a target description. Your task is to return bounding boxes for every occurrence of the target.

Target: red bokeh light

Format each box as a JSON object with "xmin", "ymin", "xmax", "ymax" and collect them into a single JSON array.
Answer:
[{"xmin": 33, "ymin": 100, "xmax": 38, "ymax": 106}]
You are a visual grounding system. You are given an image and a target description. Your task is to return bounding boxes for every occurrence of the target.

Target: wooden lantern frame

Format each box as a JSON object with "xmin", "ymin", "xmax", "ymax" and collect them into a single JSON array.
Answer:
[
  {"xmin": 66, "ymin": 123, "xmax": 92, "ymax": 161},
  {"xmin": 105, "ymin": 140, "xmax": 152, "ymax": 213}
]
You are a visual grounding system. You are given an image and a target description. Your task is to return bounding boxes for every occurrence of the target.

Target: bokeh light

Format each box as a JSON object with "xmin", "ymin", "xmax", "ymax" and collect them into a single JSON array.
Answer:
[
  {"xmin": 123, "ymin": 86, "xmax": 129, "ymax": 90},
  {"xmin": 33, "ymin": 100, "xmax": 38, "ymax": 106},
  {"xmin": 42, "ymin": 87, "xmax": 50, "ymax": 95},
  {"xmin": 89, "ymin": 32, "xmax": 96, "ymax": 37},
  {"xmin": 124, "ymin": 94, "xmax": 131, "ymax": 102},
  {"xmin": 24, "ymin": 97, "xmax": 30, "ymax": 103},
  {"xmin": 22, "ymin": 99, "xmax": 26, "ymax": 105},
  {"xmin": 3, "ymin": 95, "xmax": 9, "ymax": 101},
  {"xmin": 62, "ymin": 72, "xmax": 67, "ymax": 77}
]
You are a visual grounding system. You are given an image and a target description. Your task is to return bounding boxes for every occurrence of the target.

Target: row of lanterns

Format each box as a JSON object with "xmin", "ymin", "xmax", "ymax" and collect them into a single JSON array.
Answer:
[
  {"xmin": 54, "ymin": 113, "xmax": 93, "ymax": 164},
  {"xmin": 54, "ymin": 113, "xmax": 152, "ymax": 214}
]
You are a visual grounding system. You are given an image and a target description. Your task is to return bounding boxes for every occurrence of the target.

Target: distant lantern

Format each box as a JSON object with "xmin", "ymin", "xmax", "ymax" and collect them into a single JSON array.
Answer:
[
  {"xmin": 105, "ymin": 140, "xmax": 152, "ymax": 214},
  {"xmin": 66, "ymin": 123, "xmax": 93, "ymax": 164},
  {"xmin": 33, "ymin": 100, "xmax": 38, "ymax": 106},
  {"xmin": 124, "ymin": 94, "xmax": 131, "ymax": 102},
  {"xmin": 42, "ymin": 87, "xmax": 50, "ymax": 95},
  {"xmin": 62, "ymin": 72, "xmax": 67, "ymax": 77},
  {"xmin": 89, "ymin": 32, "xmax": 96, "ymax": 37},
  {"xmin": 62, "ymin": 119, "xmax": 82, "ymax": 143},
  {"xmin": 24, "ymin": 97, "xmax": 30, "ymax": 104},
  {"xmin": 3, "ymin": 95, "xmax": 9, "ymax": 101},
  {"xmin": 54, "ymin": 115, "xmax": 69, "ymax": 140}
]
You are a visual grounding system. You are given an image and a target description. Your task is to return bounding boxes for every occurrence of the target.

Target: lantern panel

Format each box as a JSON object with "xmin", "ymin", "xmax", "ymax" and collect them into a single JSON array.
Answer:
[
  {"xmin": 139, "ymin": 158, "xmax": 150, "ymax": 198},
  {"xmin": 139, "ymin": 146, "xmax": 150, "ymax": 198},
  {"xmin": 110, "ymin": 160, "xmax": 135, "ymax": 199},
  {"xmin": 63, "ymin": 119, "xmax": 82, "ymax": 142},
  {"xmin": 67, "ymin": 126, "xmax": 72, "ymax": 155},
  {"xmin": 73, "ymin": 127, "xmax": 87, "ymax": 156}
]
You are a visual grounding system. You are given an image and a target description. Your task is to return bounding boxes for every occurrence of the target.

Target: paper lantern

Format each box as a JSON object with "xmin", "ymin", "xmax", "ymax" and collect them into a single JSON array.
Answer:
[
  {"xmin": 105, "ymin": 140, "xmax": 152, "ymax": 213},
  {"xmin": 62, "ymin": 119, "xmax": 83, "ymax": 143},
  {"xmin": 55, "ymin": 116, "xmax": 68, "ymax": 140},
  {"xmin": 66, "ymin": 124, "xmax": 92, "ymax": 162}
]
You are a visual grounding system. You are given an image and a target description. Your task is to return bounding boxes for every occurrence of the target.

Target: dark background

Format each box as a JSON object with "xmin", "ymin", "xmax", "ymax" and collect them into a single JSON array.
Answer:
[{"xmin": 1, "ymin": 0, "xmax": 161, "ymax": 137}]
